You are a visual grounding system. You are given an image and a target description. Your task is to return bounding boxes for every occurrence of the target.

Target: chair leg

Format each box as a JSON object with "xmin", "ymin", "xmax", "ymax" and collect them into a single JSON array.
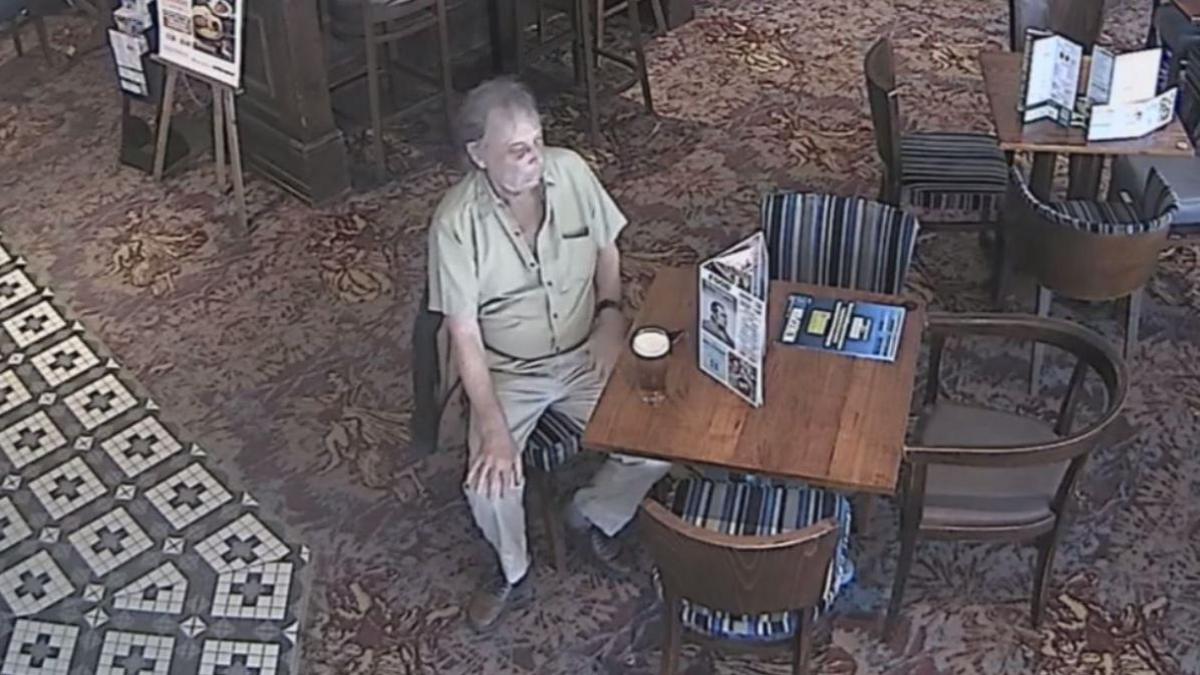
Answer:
[
  {"xmin": 1031, "ymin": 529, "xmax": 1061, "ymax": 628},
  {"xmin": 435, "ymin": 0, "xmax": 455, "ymax": 134},
  {"xmin": 649, "ymin": 0, "xmax": 667, "ymax": 36},
  {"xmin": 33, "ymin": 16, "xmax": 51, "ymax": 64},
  {"xmin": 884, "ymin": 514, "xmax": 918, "ymax": 638},
  {"xmin": 531, "ymin": 469, "xmax": 567, "ymax": 572},
  {"xmin": 660, "ymin": 592, "xmax": 682, "ymax": 675},
  {"xmin": 1125, "ymin": 288, "xmax": 1143, "ymax": 361},
  {"xmin": 576, "ymin": 0, "xmax": 601, "ymax": 143},
  {"xmin": 11, "ymin": 23, "xmax": 23, "ymax": 57},
  {"xmin": 594, "ymin": 0, "xmax": 605, "ymax": 50},
  {"xmin": 791, "ymin": 606, "xmax": 813, "ymax": 675},
  {"xmin": 364, "ymin": 31, "xmax": 387, "ymax": 182},
  {"xmin": 1030, "ymin": 286, "xmax": 1052, "ymax": 394},
  {"xmin": 625, "ymin": 0, "xmax": 654, "ymax": 114}
]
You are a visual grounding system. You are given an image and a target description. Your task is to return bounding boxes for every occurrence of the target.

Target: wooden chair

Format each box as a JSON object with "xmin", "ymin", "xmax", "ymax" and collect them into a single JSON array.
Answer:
[
  {"xmin": 521, "ymin": 0, "xmax": 655, "ymax": 144},
  {"xmin": 410, "ymin": 285, "xmax": 579, "ymax": 572},
  {"xmin": 864, "ymin": 38, "xmax": 1009, "ymax": 231},
  {"xmin": 640, "ymin": 496, "xmax": 841, "ymax": 675},
  {"xmin": 1006, "ymin": 165, "xmax": 1177, "ymax": 388},
  {"xmin": 1008, "ymin": 0, "xmax": 1106, "ymax": 52},
  {"xmin": 885, "ymin": 312, "xmax": 1128, "ymax": 636},
  {"xmin": 761, "ymin": 191, "xmax": 921, "ymax": 294},
  {"xmin": 0, "ymin": 0, "xmax": 51, "ymax": 64},
  {"xmin": 322, "ymin": 0, "xmax": 456, "ymax": 181}
]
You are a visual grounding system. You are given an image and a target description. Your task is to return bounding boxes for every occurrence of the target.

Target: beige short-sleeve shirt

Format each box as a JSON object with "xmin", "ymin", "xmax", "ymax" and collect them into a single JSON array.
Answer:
[{"xmin": 428, "ymin": 147, "xmax": 627, "ymax": 362}]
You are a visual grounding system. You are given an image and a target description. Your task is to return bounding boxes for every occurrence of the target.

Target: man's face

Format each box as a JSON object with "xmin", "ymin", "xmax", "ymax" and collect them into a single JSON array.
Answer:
[
  {"xmin": 468, "ymin": 106, "xmax": 544, "ymax": 196},
  {"xmin": 711, "ymin": 303, "xmax": 726, "ymax": 329}
]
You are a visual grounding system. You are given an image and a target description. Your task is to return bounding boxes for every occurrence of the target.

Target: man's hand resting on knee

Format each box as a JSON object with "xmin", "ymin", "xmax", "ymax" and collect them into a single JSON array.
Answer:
[{"xmin": 466, "ymin": 431, "xmax": 523, "ymax": 500}]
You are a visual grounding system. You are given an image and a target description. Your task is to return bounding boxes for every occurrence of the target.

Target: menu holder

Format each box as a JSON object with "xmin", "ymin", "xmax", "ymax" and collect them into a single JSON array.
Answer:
[{"xmin": 697, "ymin": 233, "xmax": 767, "ymax": 407}]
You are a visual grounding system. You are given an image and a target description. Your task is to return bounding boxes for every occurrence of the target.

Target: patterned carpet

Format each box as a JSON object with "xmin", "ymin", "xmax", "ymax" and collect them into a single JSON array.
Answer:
[{"xmin": 2, "ymin": 0, "xmax": 1199, "ymax": 672}]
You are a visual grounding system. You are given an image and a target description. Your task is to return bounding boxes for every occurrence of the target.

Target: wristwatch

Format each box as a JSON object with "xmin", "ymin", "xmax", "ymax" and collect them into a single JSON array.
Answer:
[{"xmin": 595, "ymin": 299, "xmax": 622, "ymax": 318}]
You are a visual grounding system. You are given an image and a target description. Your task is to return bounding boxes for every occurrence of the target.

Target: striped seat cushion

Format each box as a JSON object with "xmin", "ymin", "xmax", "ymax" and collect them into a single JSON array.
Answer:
[
  {"xmin": 899, "ymin": 132, "xmax": 1008, "ymax": 218},
  {"xmin": 523, "ymin": 409, "xmax": 582, "ymax": 472},
  {"xmin": 760, "ymin": 192, "xmax": 920, "ymax": 294},
  {"xmin": 1012, "ymin": 165, "xmax": 1179, "ymax": 235},
  {"xmin": 665, "ymin": 477, "xmax": 855, "ymax": 642}
]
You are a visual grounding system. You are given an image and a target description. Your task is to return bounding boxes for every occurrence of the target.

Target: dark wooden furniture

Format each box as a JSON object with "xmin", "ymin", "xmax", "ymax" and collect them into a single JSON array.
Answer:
[
  {"xmin": 1, "ymin": 0, "xmax": 50, "ymax": 64},
  {"xmin": 582, "ymin": 266, "xmax": 926, "ymax": 495},
  {"xmin": 1006, "ymin": 166, "xmax": 1175, "ymax": 388},
  {"xmin": 1173, "ymin": 0, "xmax": 1200, "ymax": 23},
  {"xmin": 885, "ymin": 312, "xmax": 1128, "ymax": 636},
  {"xmin": 980, "ymin": 51, "xmax": 1194, "ymax": 200},
  {"xmin": 1008, "ymin": 0, "xmax": 1106, "ymax": 52},
  {"xmin": 359, "ymin": 0, "xmax": 455, "ymax": 181},
  {"xmin": 864, "ymin": 38, "xmax": 1008, "ymax": 230},
  {"xmin": 639, "ymin": 499, "xmax": 839, "ymax": 675},
  {"xmin": 594, "ymin": 0, "xmax": 666, "ymax": 50}
]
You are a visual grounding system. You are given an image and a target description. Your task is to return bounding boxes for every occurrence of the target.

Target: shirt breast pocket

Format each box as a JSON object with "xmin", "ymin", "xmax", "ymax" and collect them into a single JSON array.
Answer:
[{"xmin": 559, "ymin": 230, "xmax": 596, "ymax": 283}]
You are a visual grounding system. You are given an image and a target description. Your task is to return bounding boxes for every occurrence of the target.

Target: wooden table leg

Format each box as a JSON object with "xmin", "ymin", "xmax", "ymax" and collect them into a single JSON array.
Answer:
[
  {"xmin": 1067, "ymin": 155, "xmax": 1105, "ymax": 200},
  {"xmin": 1029, "ymin": 151, "xmax": 1056, "ymax": 201}
]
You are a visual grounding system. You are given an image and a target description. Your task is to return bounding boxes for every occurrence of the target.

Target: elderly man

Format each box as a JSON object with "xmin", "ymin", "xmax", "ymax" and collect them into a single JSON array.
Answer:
[{"xmin": 427, "ymin": 77, "xmax": 672, "ymax": 630}]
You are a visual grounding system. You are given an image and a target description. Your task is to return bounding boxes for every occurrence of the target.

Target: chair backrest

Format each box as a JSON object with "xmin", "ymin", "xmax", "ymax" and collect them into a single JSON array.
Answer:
[
  {"xmin": 1180, "ymin": 45, "xmax": 1200, "ymax": 147},
  {"xmin": 1006, "ymin": 165, "xmax": 1175, "ymax": 299},
  {"xmin": 1009, "ymin": 0, "xmax": 1105, "ymax": 52},
  {"xmin": 639, "ymin": 500, "xmax": 840, "ymax": 616},
  {"xmin": 760, "ymin": 191, "xmax": 920, "ymax": 294},
  {"xmin": 908, "ymin": 313, "xmax": 1127, "ymax": 521},
  {"xmin": 864, "ymin": 37, "xmax": 903, "ymax": 200}
]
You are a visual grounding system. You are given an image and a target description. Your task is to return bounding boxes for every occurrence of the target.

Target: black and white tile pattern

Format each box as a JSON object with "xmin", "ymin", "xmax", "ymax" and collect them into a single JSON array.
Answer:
[
  {"xmin": 0, "ymin": 241, "xmax": 308, "ymax": 674},
  {"xmin": 1, "ymin": 620, "xmax": 78, "ymax": 675}
]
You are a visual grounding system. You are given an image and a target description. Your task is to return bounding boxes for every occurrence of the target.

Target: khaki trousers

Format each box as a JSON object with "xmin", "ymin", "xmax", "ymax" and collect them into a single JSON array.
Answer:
[{"xmin": 464, "ymin": 345, "xmax": 671, "ymax": 584}]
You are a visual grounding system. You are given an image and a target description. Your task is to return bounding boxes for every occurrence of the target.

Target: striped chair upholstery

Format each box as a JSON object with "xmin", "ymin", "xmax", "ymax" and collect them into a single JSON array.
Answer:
[
  {"xmin": 898, "ymin": 132, "xmax": 1010, "ymax": 220},
  {"xmin": 663, "ymin": 477, "xmax": 855, "ymax": 642},
  {"xmin": 1012, "ymin": 165, "xmax": 1179, "ymax": 236},
  {"xmin": 524, "ymin": 408, "xmax": 582, "ymax": 472},
  {"xmin": 761, "ymin": 192, "xmax": 921, "ymax": 294}
]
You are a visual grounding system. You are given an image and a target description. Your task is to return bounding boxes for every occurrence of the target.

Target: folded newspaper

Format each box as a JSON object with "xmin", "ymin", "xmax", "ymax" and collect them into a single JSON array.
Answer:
[{"xmin": 697, "ymin": 233, "xmax": 767, "ymax": 407}]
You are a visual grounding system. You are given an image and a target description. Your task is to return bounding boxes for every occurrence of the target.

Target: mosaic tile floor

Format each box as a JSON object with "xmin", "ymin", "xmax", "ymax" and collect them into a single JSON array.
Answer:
[{"xmin": 0, "ymin": 243, "xmax": 310, "ymax": 674}]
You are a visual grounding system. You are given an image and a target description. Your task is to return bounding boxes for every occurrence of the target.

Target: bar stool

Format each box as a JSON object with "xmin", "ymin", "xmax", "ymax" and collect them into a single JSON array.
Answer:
[{"xmin": 523, "ymin": 0, "xmax": 658, "ymax": 143}]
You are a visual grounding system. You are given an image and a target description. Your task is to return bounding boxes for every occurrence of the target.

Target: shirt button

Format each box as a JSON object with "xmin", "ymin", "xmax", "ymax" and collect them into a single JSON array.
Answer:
[
  {"xmin": 552, "ymin": 312, "xmax": 559, "ymax": 319},
  {"xmin": 547, "ymin": 280, "xmax": 554, "ymax": 287}
]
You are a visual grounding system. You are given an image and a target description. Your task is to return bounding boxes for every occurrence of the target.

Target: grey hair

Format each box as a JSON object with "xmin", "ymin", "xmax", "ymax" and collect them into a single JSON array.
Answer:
[{"xmin": 454, "ymin": 77, "xmax": 540, "ymax": 152}]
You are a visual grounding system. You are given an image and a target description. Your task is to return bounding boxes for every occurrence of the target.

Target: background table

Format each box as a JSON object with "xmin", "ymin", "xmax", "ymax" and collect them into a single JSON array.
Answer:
[
  {"xmin": 980, "ymin": 51, "xmax": 1194, "ymax": 199},
  {"xmin": 583, "ymin": 266, "xmax": 926, "ymax": 495}
]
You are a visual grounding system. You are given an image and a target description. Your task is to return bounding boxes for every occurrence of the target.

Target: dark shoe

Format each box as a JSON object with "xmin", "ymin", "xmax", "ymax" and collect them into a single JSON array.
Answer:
[{"xmin": 467, "ymin": 574, "xmax": 526, "ymax": 632}]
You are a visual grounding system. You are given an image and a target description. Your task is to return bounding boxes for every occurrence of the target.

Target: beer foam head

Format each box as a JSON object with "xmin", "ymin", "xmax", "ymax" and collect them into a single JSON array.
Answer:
[{"xmin": 632, "ymin": 328, "xmax": 670, "ymax": 358}]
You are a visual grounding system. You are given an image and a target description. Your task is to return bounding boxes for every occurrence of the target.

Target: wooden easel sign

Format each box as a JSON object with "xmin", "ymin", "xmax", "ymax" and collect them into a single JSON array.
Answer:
[{"xmin": 152, "ymin": 0, "xmax": 249, "ymax": 234}]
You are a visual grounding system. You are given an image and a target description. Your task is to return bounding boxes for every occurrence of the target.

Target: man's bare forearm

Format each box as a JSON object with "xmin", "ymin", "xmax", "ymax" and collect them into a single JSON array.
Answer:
[
  {"xmin": 595, "ymin": 243, "xmax": 622, "ymax": 306},
  {"xmin": 446, "ymin": 316, "xmax": 508, "ymax": 438}
]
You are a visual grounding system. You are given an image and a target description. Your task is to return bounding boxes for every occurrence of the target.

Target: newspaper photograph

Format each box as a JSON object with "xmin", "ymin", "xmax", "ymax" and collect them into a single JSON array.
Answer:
[{"xmin": 697, "ymin": 232, "xmax": 767, "ymax": 407}]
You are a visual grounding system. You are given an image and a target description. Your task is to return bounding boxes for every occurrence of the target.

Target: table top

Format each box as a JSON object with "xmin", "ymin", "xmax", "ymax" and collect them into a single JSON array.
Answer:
[
  {"xmin": 582, "ymin": 266, "xmax": 926, "ymax": 495},
  {"xmin": 979, "ymin": 51, "xmax": 1195, "ymax": 156},
  {"xmin": 1174, "ymin": 0, "xmax": 1200, "ymax": 22}
]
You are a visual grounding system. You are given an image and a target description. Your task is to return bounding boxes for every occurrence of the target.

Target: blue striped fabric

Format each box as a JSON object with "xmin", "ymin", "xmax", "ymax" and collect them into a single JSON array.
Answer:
[
  {"xmin": 1010, "ymin": 165, "xmax": 1179, "ymax": 236},
  {"xmin": 524, "ymin": 408, "xmax": 582, "ymax": 472},
  {"xmin": 666, "ymin": 477, "xmax": 854, "ymax": 642},
  {"xmin": 760, "ymin": 192, "xmax": 920, "ymax": 294}
]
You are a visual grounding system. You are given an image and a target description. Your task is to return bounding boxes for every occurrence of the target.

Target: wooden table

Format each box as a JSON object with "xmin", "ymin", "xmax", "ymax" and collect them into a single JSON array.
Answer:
[
  {"xmin": 1173, "ymin": 0, "xmax": 1200, "ymax": 23},
  {"xmin": 583, "ymin": 267, "xmax": 926, "ymax": 495},
  {"xmin": 980, "ymin": 51, "xmax": 1194, "ymax": 199}
]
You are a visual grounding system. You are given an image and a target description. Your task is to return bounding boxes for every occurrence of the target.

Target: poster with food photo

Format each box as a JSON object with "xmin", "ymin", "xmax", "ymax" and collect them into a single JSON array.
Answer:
[{"xmin": 157, "ymin": 0, "xmax": 243, "ymax": 87}]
